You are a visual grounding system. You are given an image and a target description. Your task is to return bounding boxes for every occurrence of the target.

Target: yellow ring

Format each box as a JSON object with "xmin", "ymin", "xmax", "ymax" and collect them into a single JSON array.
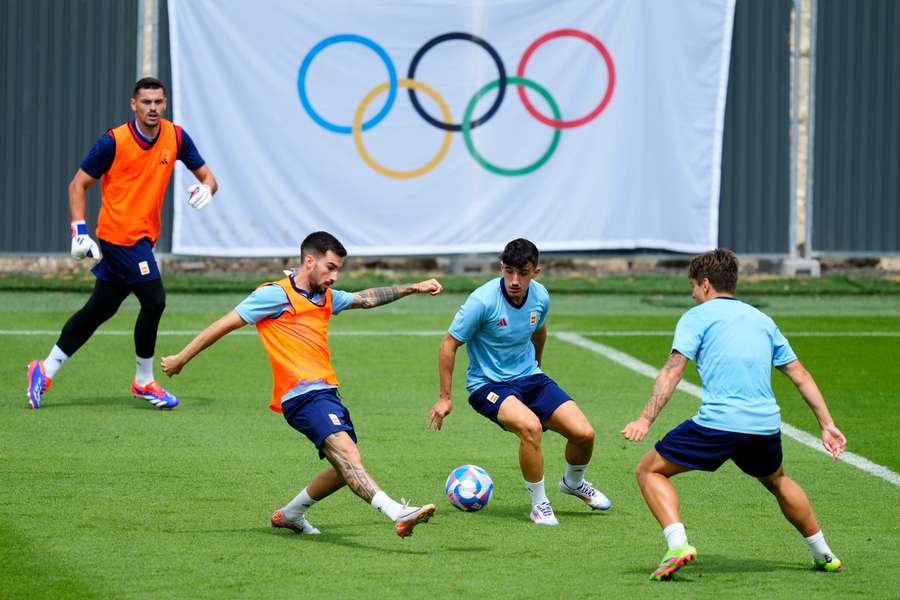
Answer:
[{"xmin": 352, "ymin": 79, "xmax": 453, "ymax": 179}]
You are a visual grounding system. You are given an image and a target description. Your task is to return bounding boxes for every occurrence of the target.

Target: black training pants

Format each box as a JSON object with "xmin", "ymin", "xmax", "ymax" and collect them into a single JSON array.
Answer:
[{"xmin": 55, "ymin": 277, "xmax": 166, "ymax": 359}]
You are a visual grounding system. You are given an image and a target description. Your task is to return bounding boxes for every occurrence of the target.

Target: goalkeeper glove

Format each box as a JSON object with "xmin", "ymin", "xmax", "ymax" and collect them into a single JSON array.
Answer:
[
  {"xmin": 187, "ymin": 183, "xmax": 213, "ymax": 209},
  {"xmin": 70, "ymin": 221, "xmax": 101, "ymax": 259}
]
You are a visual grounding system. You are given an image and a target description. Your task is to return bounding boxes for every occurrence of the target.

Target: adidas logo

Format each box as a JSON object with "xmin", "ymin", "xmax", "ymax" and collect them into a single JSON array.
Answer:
[{"xmin": 496, "ymin": 318, "xmax": 508, "ymax": 327}]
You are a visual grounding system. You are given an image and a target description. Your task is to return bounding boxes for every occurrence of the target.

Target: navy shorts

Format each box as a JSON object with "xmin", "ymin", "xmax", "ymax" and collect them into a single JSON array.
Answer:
[
  {"xmin": 92, "ymin": 238, "xmax": 161, "ymax": 285},
  {"xmin": 468, "ymin": 373, "xmax": 571, "ymax": 430},
  {"xmin": 281, "ymin": 388, "xmax": 357, "ymax": 459},
  {"xmin": 655, "ymin": 419, "xmax": 783, "ymax": 478}
]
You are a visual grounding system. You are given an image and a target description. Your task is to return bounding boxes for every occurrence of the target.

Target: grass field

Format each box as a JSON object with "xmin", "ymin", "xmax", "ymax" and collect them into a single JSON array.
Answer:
[{"xmin": 2, "ymin": 288, "xmax": 899, "ymax": 599}]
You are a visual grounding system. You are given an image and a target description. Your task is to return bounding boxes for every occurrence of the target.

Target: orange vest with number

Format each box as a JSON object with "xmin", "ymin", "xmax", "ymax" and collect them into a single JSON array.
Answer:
[
  {"xmin": 255, "ymin": 278, "xmax": 340, "ymax": 413},
  {"xmin": 97, "ymin": 119, "xmax": 180, "ymax": 245}
]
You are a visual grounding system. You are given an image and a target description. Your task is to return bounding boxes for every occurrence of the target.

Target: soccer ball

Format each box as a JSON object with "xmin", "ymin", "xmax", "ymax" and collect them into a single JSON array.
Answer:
[{"xmin": 445, "ymin": 464, "xmax": 494, "ymax": 512}]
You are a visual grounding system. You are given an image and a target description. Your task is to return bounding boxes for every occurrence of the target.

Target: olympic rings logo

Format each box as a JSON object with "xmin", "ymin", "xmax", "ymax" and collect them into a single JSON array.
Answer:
[{"xmin": 298, "ymin": 30, "xmax": 615, "ymax": 179}]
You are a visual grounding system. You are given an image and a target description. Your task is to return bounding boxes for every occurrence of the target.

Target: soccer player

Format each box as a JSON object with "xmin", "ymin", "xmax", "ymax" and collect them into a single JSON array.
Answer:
[
  {"xmin": 427, "ymin": 238, "xmax": 611, "ymax": 526},
  {"xmin": 160, "ymin": 231, "xmax": 441, "ymax": 538},
  {"xmin": 25, "ymin": 77, "xmax": 217, "ymax": 410},
  {"xmin": 622, "ymin": 249, "xmax": 846, "ymax": 580}
]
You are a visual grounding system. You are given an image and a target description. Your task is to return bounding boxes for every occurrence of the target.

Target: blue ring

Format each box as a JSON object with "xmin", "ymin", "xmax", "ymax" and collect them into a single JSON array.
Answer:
[{"xmin": 298, "ymin": 34, "xmax": 397, "ymax": 134}]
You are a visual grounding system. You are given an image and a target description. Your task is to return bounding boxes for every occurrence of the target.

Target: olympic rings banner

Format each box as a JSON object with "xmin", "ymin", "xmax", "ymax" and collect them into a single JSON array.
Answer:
[{"xmin": 169, "ymin": 0, "xmax": 735, "ymax": 256}]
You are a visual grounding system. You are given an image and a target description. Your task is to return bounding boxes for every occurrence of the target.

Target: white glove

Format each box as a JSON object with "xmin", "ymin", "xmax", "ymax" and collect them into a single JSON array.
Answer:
[
  {"xmin": 187, "ymin": 183, "xmax": 213, "ymax": 209},
  {"xmin": 70, "ymin": 221, "xmax": 101, "ymax": 260}
]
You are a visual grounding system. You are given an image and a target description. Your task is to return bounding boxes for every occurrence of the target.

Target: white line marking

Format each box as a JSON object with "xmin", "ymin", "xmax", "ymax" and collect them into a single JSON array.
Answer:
[
  {"xmin": 1, "ymin": 329, "xmax": 897, "ymax": 337},
  {"xmin": 0, "ymin": 329, "xmax": 445, "ymax": 337},
  {"xmin": 555, "ymin": 332, "xmax": 900, "ymax": 488}
]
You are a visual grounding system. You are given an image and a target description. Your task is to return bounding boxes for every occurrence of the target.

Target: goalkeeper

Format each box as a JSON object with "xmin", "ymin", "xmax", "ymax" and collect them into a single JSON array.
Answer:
[{"xmin": 26, "ymin": 77, "xmax": 217, "ymax": 410}]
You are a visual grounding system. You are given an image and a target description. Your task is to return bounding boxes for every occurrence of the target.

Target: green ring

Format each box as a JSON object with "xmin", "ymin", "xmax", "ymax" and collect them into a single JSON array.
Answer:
[{"xmin": 461, "ymin": 76, "xmax": 561, "ymax": 176}]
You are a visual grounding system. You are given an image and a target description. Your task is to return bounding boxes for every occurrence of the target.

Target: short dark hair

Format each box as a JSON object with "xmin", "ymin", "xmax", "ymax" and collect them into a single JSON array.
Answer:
[
  {"xmin": 688, "ymin": 248, "xmax": 738, "ymax": 293},
  {"xmin": 500, "ymin": 238, "xmax": 539, "ymax": 269},
  {"xmin": 133, "ymin": 77, "xmax": 166, "ymax": 97},
  {"xmin": 300, "ymin": 231, "xmax": 347, "ymax": 259}
]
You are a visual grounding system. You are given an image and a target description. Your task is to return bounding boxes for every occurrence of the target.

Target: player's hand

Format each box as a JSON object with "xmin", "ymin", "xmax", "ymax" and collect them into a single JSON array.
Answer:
[
  {"xmin": 820, "ymin": 423, "xmax": 846, "ymax": 461},
  {"xmin": 413, "ymin": 278, "xmax": 443, "ymax": 296},
  {"xmin": 428, "ymin": 396, "xmax": 453, "ymax": 431},
  {"xmin": 621, "ymin": 417, "xmax": 651, "ymax": 442},
  {"xmin": 187, "ymin": 183, "xmax": 213, "ymax": 209},
  {"xmin": 70, "ymin": 221, "xmax": 101, "ymax": 260},
  {"xmin": 160, "ymin": 354, "xmax": 185, "ymax": 377}
]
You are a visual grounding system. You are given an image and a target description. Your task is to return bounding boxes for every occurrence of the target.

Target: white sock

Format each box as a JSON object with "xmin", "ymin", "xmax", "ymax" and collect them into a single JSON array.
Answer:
[
  {"xmin": 663, "ymin": 522, "xmax": 688, "ymax": 549},
  {"xmin": 282, "ymin": 487, "xmax": 318, "ymax": 520},
  {"xmin": 563, "ymin": 463, "xmax": 588, "ymax": 489},
  {"xmin": 371, "ymin": 491, "xmax": 404, "ymax": 521},
  {"xmin": 135, "ymin": 355, "xmax": 154, "ymax": 386},
  {"xmin": 804, "ymin": 530, "xmax": 832, "ymax": 560},
  {"xmin": 43, "ymin": 345, "xmax": 69, "ymax": 378},
  {"xmin": 525, "ymin": 478, "xmax": 549, "ymax": 505}
]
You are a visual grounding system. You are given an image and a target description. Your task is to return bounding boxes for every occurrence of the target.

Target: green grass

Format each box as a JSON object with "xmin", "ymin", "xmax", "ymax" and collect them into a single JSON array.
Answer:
[
  {"xmin": 2, "ymin": 271, "xmax": 899, "ymax": 295},
  {"xmin": 1, "ymin": 290, "xmax": 898, "ymax": 598}
]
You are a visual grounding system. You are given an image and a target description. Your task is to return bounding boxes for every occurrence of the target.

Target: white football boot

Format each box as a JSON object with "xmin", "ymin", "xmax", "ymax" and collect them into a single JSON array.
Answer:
[
  {"xmin": 559, "ymin": 478, "xmax": 612, "ymax": 511},
  {"xmin": 530, "ymin": 501, "xmax": 559, "ymax": 526},
  {"xmin": 271, "ymin": 510, "xmax": 321, "ymax": 535}
]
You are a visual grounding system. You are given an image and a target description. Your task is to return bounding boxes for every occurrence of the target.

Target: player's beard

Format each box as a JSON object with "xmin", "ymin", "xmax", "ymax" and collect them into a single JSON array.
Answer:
[{"xmin": 307, "ymin": 274, "xmax": 326, "ymax": 296}]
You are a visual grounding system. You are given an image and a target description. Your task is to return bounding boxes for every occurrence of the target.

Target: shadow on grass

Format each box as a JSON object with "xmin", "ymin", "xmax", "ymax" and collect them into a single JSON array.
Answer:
[
  {"xmin": 470, "ymin": 504, "xmax": 609, "ymax": 523},
  {"xmin": 260, "ymin": 527, "xmax": 432, "ymax": 555},
  {"xmin": 623, "ymin": 553, "xmax": 806, "ymax": 581},
  {"xmin": 37, "ymin": 395, "xmax": 214, "ymax": 410}
]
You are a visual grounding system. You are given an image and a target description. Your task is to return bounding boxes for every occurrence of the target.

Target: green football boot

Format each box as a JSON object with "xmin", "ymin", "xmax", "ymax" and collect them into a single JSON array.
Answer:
[
  {"xmin": 813, "ymin": 552, "xmax": 843, "ymax": 572},
  {"xmin": 650, "ymin": 544, "xmax": 698, "ymax": 581}
]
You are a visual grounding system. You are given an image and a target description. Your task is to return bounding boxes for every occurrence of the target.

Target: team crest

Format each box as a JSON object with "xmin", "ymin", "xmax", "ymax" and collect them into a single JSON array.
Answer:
[
  {"xmin": 328, "ymin": 413, "xmax": 341, "ymax": 426},
  {"xmin": 138, "ymin": 261, "xmax": 150, "ymax": 276},
  {"xmin": 486, "ymin": 392, "xmax": 499, "ymax": 404},
  {"xmin": 530, "ymin": 311, "xmax": 538, "ymax": 325}
]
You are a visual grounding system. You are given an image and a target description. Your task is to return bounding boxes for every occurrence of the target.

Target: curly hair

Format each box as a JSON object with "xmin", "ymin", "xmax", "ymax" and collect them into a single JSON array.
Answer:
[{"xmin": 688, "ymin": 249, "xmax": 738, "ymax": 293}]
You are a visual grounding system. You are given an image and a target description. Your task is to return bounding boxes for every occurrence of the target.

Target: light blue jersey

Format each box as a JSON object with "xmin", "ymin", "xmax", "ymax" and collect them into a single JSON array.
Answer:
[
  {"xmin": 672, "ymin": 297, "xmax": 797, "ymax": 435},
  {"xmin": 235, "ymin": 282, "xmax": 354, "ymax": 401},
  {"xmin": 449, "ymin": 277, "xmax": 549, "ymax": 393}
]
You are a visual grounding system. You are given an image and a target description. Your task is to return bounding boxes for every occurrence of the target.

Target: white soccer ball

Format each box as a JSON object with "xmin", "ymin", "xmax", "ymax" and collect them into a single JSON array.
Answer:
[{"xmin": 445, "ymin": 464, "xmax": 494, "ymax": 512}]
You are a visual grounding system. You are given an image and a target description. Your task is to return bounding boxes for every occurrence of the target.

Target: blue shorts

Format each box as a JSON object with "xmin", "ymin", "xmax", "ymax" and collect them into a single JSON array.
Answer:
[
  {"xmin": 92, "ymin": 238, "xmax": 161, "ymax": 285},
  {"xmin": 281, "ymin": 388, "xmax": 357, "ymax": 459},
  {"xmin": 655, "ymin": 419, "xmax": 783, "ymax": 478},
  {"xmin": 468, "ymin": 373, "xmax": 571, "ymax": 430}
]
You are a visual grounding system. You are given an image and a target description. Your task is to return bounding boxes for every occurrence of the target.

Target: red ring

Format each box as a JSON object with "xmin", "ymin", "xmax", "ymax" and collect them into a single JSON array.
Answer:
[{"xmin": 516, "ymin": 29, "xmax": 615, "ymax": 129}]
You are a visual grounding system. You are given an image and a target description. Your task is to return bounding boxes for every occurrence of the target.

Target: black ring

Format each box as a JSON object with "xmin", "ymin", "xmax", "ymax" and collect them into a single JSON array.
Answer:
[{"xmin": 407, "ymin": 32, "xmax": 507, "ymax": 132}]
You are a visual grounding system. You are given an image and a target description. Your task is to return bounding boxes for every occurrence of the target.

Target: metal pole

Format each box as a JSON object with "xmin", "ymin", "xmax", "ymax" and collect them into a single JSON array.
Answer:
[
  {"xmin": 150, "ymin": 0, "xmax": 159, "ymax": 77},
  {"xmin": 136, "ymin": 0, "xmax": 158, "ymax": 78},
  {"xmin": 804, "ymin": 0, "xmax": 818, "ymax": 258},
  {"xmin": 789, "ymin": 0, "xmax": 801, "ymax": 259},
  {"xmin": 136, "ymin": 0, "xmax": 145, "ymax": 80}
]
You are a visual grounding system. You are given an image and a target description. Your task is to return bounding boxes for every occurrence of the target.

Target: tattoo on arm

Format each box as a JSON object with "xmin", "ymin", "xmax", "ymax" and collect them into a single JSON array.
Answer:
[
  {"xmin": 352, "ymin": 285, "xmax": 410, "ymax": 309},
  {"xmin": 321, "ymin": 436, "xmax": 379, "ymax": 501},
  {"xmin": 639, "ymin": 352, "xmax": 687, "ymax": 424}
]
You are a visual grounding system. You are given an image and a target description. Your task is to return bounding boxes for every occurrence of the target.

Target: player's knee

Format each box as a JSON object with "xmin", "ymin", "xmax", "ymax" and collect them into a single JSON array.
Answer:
[
  {"xmin": 140, "ymin": 292, "xmax": 166, "ymax": 316},
  {"xmin": 634, "ymin": 453, "xmax": 657, "ymax": 484},
  {"xmin": 516, "ymin": 419, "xmax": 543, "ymax": 447},
  {"xmin": 570, "ymin": 423, "xmax": 595, "ymax": 448}
]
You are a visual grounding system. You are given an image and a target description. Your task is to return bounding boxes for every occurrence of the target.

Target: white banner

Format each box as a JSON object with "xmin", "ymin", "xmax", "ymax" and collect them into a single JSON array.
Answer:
[{"xmin": 169, "ymin": 0, "xmax": 735, "ymax": 256}]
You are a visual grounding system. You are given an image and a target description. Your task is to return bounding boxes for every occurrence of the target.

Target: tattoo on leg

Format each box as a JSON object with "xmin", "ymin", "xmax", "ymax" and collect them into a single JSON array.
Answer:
[{"xmin": 321, "ymin": 436, "xmax": 379, "ymax": 501}]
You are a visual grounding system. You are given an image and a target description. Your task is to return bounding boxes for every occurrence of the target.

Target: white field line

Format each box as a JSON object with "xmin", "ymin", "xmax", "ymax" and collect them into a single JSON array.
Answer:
[
  {"xmin": 555, "ymin": 332, "xmax": 900, "ymax": 488},
  {"xmin": 1, "ymin": 329, "xmax": 897, "ymax": 337}
]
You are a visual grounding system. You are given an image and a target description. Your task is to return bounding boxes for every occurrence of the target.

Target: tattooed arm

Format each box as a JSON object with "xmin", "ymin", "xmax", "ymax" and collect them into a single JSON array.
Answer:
[
  {"xmin": 320, "ymin": 432, "xmax": 381, "ymax": 502},
  {"xmin": 348, "ymin": 278, "xmax": 443, "ymax": 309},
  {"xmin": 621, "ymin": 351, "xmax": 689, "ymax": 441}
]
